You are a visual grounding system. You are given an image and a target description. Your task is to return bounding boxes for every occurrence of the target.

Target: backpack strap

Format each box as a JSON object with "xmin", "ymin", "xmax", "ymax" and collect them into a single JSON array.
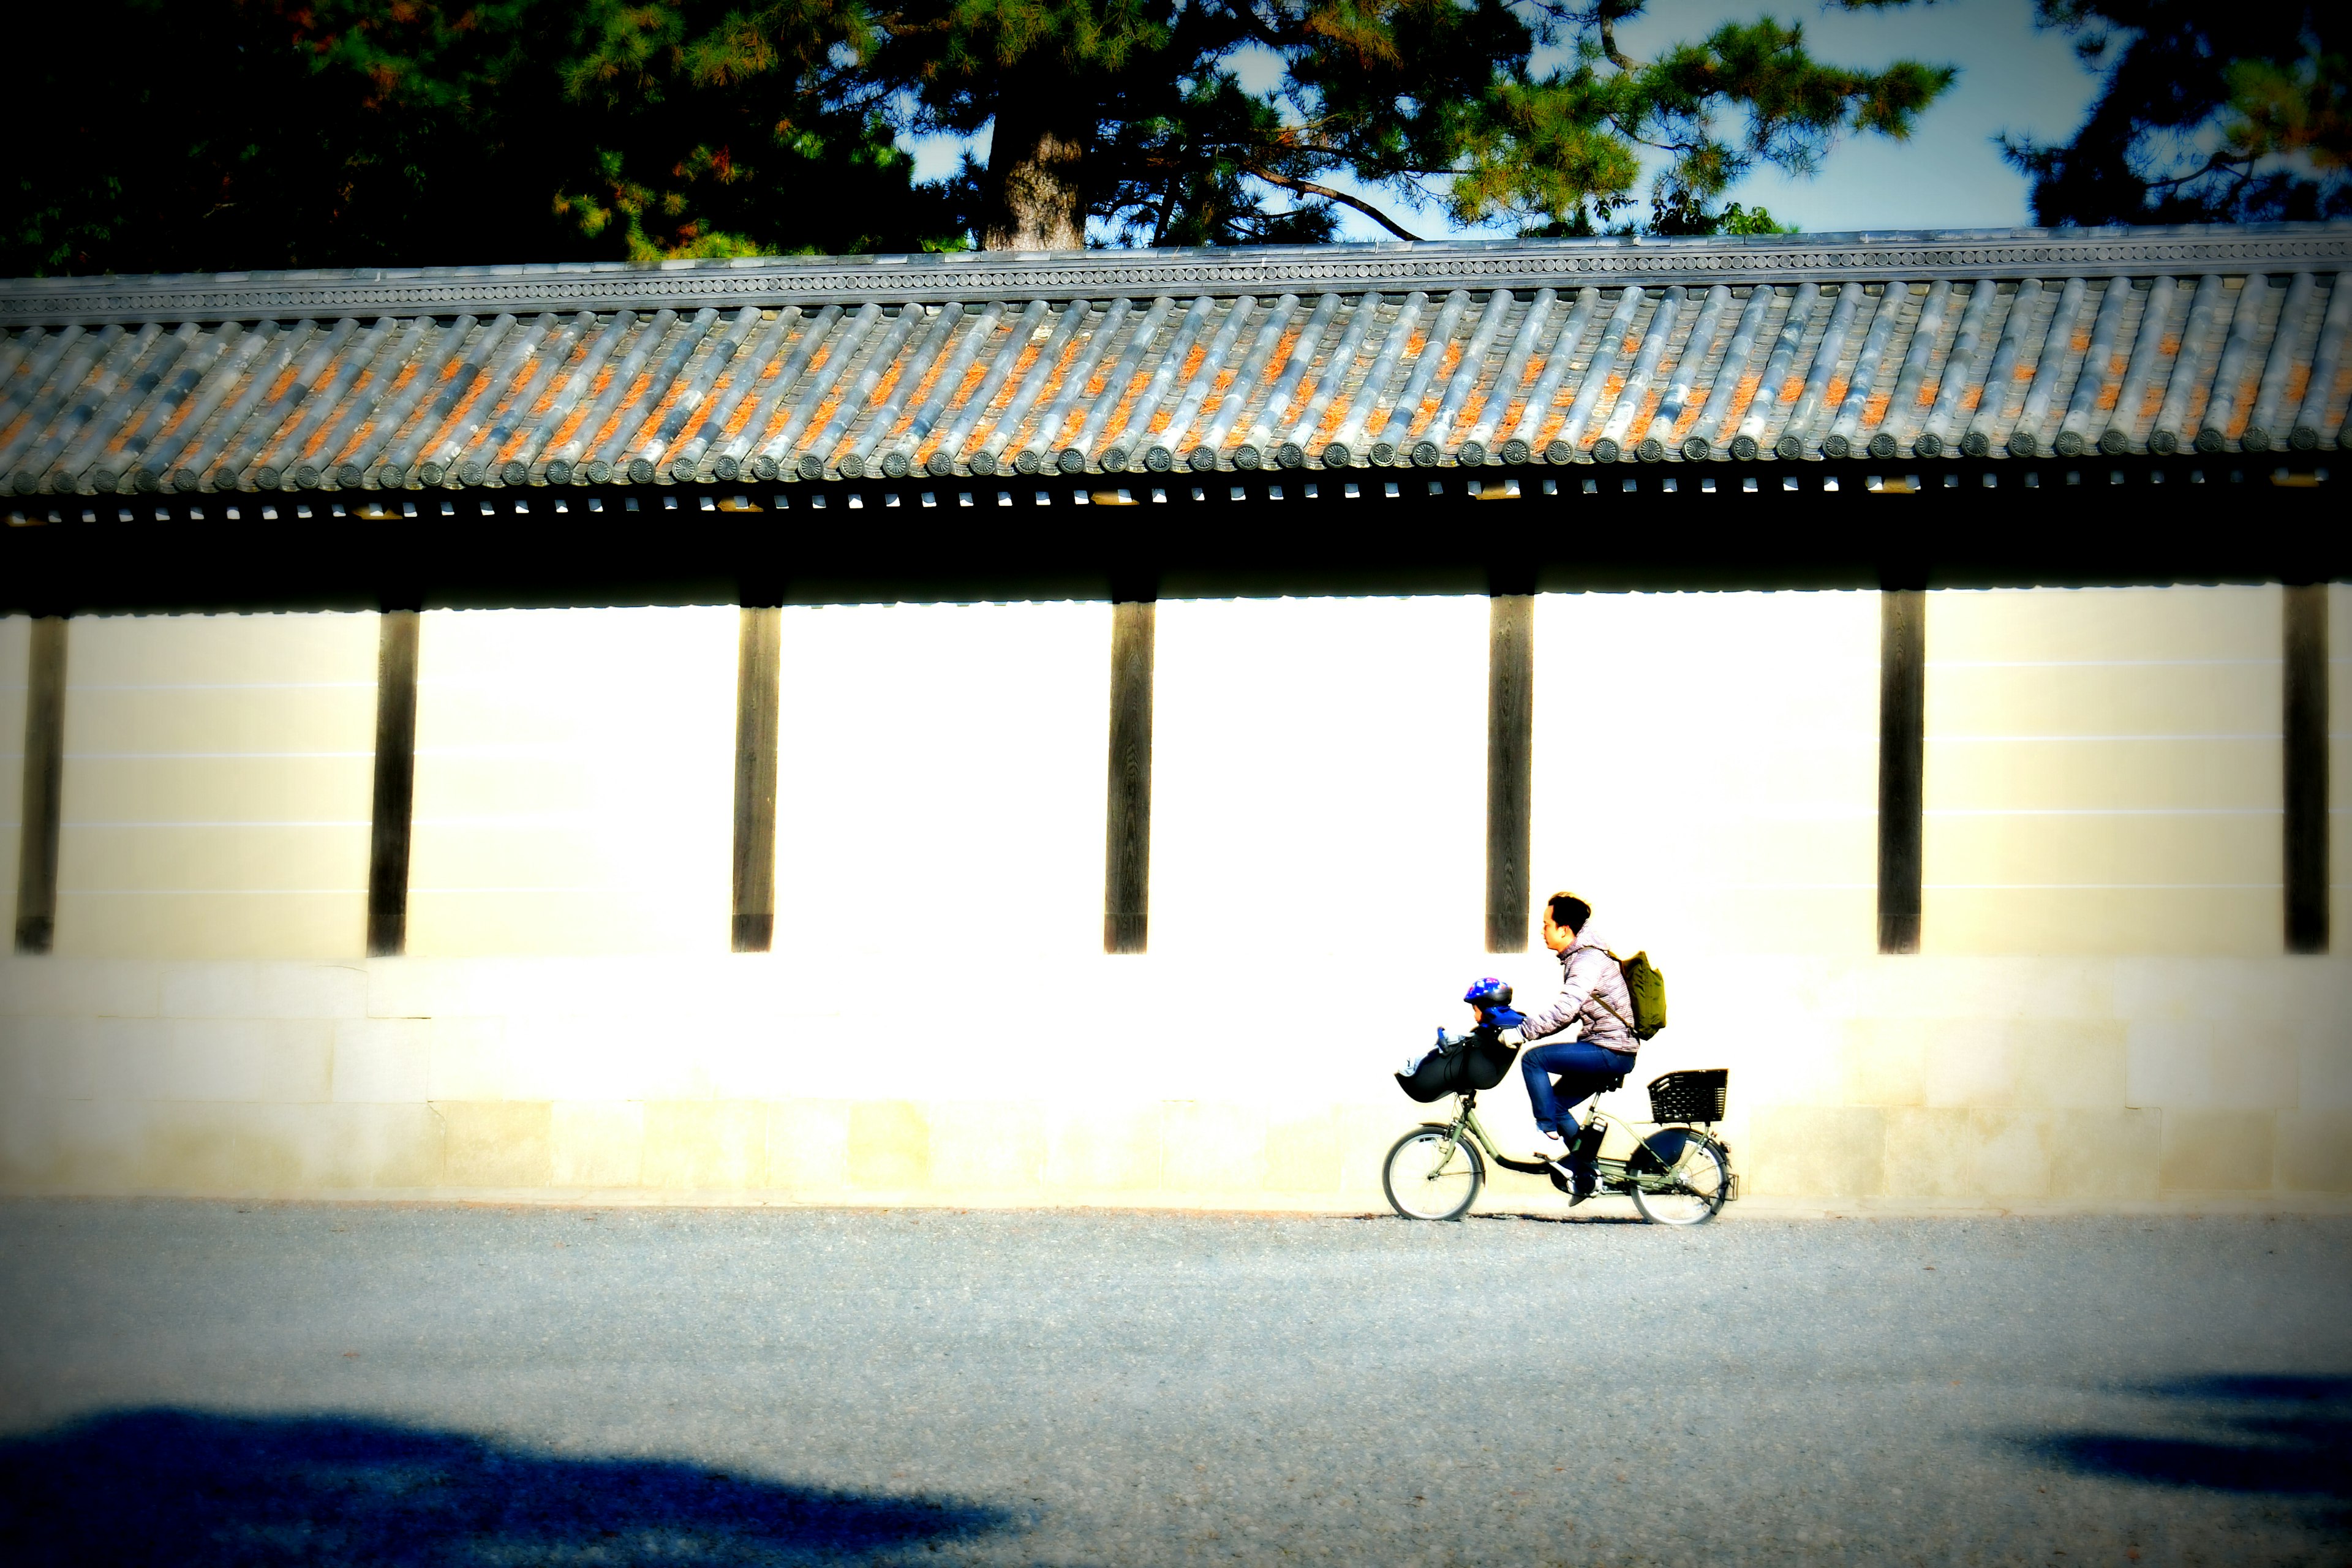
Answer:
[
  {"xmin": 1574, "ymin": 944, "xmax": 1638, "ymax": 1042},
  {"xmin": 1589, "ymin": 990, "xmax": 1638, "ymax": 1040}
]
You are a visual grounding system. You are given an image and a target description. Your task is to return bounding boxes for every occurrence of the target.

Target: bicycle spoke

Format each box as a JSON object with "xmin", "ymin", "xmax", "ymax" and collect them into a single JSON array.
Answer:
[
  {"xmin": 1385, "ymin": 1127, "xmax": 1483, "ymax": 1221},
  {"xmin": 1630, "ymin": 1135, "xmax": 1727, "ymax": 1225}
]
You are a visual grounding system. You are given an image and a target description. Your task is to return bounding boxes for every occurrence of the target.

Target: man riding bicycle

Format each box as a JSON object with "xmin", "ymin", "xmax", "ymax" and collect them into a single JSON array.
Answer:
[{"xmin": 1505, "ymin": 892, "xmax": 1637, "ymax": 1196}]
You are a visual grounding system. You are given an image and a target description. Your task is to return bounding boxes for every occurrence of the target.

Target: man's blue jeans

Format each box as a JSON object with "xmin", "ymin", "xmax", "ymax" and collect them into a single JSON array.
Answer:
[{"xmin": 1521, "ymin": 1040, "xmax": 1635, "ymax": 1137}]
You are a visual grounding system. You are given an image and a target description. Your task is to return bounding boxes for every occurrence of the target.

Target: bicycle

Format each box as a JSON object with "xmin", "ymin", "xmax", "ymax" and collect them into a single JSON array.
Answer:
[{"xmin": 1383, "ymin": 1060, "xmax": 1736, "ymax": 1226}]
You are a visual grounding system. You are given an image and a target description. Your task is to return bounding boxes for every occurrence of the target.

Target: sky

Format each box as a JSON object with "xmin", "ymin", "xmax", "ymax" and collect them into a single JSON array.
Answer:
[
  {"xmin": 906, "ymin": 0, "xmax": 2109, "ymax": 242},
  {"xmin": 1595, "ymin": 0, "xmax": 2103, "ymax": 236}
]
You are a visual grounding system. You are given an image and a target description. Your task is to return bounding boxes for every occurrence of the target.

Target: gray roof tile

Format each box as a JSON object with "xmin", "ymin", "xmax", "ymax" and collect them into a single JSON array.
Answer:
[
  {"xmin": 2296, "ymin": 274, "xmax": 2352, "ymax": 447},
  {"xmin": 843, "ymin": 300, "xmax": 963, "ymax": 478},
  {"xmin": 761, "ymin": 303, "xmax": 880, "ymax": 476},
  {"xmin": 1, "ymin": 225, "xmax": 2344, "ymax": 493}
]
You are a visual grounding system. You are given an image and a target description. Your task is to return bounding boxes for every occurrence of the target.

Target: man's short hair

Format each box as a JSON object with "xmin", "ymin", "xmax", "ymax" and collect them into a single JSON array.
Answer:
[{"xmin": 1548, "ymin": 892, "xmax": 1591, "ymax": 934}]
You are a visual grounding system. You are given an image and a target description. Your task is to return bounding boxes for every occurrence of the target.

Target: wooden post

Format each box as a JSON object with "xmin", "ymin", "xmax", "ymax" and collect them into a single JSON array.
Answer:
[
  {"xmin": 1103, "ymin": 599, "xmax": 1155, "ymax": 955},
  {"xmin": 13, "ymin": 616, "xmax": 66, "ymax": 954},
  {"xmin": 1486, "ymin": 595, "xmax": 1534, "ymax": 953},
  {"xmin": 2284, "ymin": 583, "xmax": 2329, "ymax": 954},
  {"xmin": 1878, "ymin": 590, "xmax": 1927, "ymax": 954},
  {"xmin": 366, "ymin": 611, "xmax": 420, "ymax": 957},
  {"xmin": 732, "ymin": 605, "xmax": 783, "ymax": 952}
]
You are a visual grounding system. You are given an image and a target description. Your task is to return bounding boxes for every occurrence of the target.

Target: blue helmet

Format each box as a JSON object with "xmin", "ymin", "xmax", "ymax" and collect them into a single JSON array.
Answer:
[{"xmin": 1463, "ymin": 976, "xmax": 1513, "ymax": 1009}]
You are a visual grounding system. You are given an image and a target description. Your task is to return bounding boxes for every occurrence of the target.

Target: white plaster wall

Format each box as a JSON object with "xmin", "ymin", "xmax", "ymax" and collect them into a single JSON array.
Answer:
[
  {"xmin": 751, "ymin": 597, "xmax": 1114, "ymax": 1106},
  {"xmin": 1529, "ymin": 590, "xmax": 1881, "ymax": 966},
  {"xmin": 771, "ymin": 599, "xmax": 1110, "ymax": 963},
  {"xmin": 1, "ymin": 588, "xmax": 2343, "ymax": 1213},
  {"xmin": 1510, "ymin": 590, "xmax": 1881, "ymax": 1163},
  {"xmin": 1924, "ymin": 586, "xmax": 2283, "ymax": 955},
  {"xmin": 743, "ymin": 594, "xmax": 1493, "ymax": 1112},
  {"xmin": 405, "ymin": 606, "xmax": 737, "ymax": 956},
  {"xmin": 1145, "ymin": 594, "xmax": 1491, "ymax": 1102},
  {"xmin": 50, "ymin": 612, "xmax": 376, "ymax": 959}
]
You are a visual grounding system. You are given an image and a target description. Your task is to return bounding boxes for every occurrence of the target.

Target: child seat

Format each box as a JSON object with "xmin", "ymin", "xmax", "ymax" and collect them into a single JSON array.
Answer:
[{"xmin": 1395, "ymin": 1029, "xmax": 1520, "ymax": 1102}]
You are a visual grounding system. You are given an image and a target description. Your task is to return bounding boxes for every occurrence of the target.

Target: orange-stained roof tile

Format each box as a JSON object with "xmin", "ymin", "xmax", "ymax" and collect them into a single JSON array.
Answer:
[{"xmin": 2, "ymin": 227, "xmax": 2339, "ymax": 493}]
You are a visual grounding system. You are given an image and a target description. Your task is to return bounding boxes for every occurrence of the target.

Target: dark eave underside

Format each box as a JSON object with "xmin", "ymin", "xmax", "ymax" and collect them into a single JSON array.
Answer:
[{"xmin": 3, "ymin": 455, "xmax": 2339, "ymax": 617}]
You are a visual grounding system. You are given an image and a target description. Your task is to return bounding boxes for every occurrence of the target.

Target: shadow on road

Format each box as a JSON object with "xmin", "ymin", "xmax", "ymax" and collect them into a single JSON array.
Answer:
[
  {"xmin": 0, "ymin": 1408, "xmax": 1011, "ymax": 1566},
  {"xmin": 2021, "ymin": 1374, "xmax": 2351, "ymax": 1524}
]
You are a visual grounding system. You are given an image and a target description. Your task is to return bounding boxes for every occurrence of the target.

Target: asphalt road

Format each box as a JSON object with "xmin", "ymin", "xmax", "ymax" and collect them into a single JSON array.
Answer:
[{"xmin": 1, "ymin": 1200, "xmax": 2346, "ymax": 1566}]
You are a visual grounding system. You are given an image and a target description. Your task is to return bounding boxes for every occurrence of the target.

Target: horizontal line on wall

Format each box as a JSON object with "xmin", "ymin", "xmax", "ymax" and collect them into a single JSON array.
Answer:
[
  {"xmin": 1587, "ymin": 806, "xmax": 2290, "ymax": 819},
  {"xmin": 408, "ymin": 815, "xmax": 644, "ymax": 827},
  {"xmin": 58, "ymin": 888, "xmax": 365, "ymax": 895},
  {"xmin": 61, "ymin": 739, "xmax": 2296, "ymax": 755},
  {"xmin": 57, "ymin": 881, "xmax": 733, "ymax": 893},
  {"xmin": 407, "ymin": 746, "xmax": 726, "ymax": 758},
  {"xmin": 1923, "ymin": 882, "xmax": 2282, "ymax": 890},
  {"xmin": 1924, "ymin": 807, "xmax": 2282, "ymax": 816},
  {"xmin": 60, "ymin": 820, "xmax": 369, "ymax": 829},
  {"xmin": 66, "ymin": 682, "xmax": 379, "ymax": 692},
  {"xmin": 1555, "ymin": 809, "xmax": 1877, "ymax": 821},
  {"xmin": 1926, "ymin": 659, "xmax": 2278, "ymax": 669},
  {"xmin": 1668, "ymin": 881, "xmax": 1877, "ymax": 890},
  {"xmin": 407, "ymin": 886, "xmax": 646, "ymax": 894},
  {"xmin": 45, "ymin": 880, "xmax": 2306, "ymax": 895}
]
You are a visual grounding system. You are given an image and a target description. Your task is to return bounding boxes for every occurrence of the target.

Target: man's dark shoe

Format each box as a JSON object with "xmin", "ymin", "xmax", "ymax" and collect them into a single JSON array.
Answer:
[{"xmin": 1567, "ymin": 1159, "xmax": 1599, "ymax": 1204}]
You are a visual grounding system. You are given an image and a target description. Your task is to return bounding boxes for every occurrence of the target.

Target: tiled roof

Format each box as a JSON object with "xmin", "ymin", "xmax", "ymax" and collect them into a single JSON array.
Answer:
[{"xmin": 2, "ymin": 224, "xmax": 2346, "ymax": 496}]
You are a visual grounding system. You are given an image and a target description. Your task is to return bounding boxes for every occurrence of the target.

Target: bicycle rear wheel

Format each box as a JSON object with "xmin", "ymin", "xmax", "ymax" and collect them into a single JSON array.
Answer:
[
  {"xmin": 1629, "ymin": 1130, "xmax": 1729, "ymax": 1226},
  {"xmin": 1382, "ymin": 1126, "xmax": 1484, "ymax": 1221}
]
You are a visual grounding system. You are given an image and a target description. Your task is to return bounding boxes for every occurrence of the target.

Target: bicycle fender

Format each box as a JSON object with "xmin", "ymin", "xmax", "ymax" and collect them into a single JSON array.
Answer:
[{"xmin": 1625, "ymin": 1124, "xmax": 1709, "ymax": 1175}]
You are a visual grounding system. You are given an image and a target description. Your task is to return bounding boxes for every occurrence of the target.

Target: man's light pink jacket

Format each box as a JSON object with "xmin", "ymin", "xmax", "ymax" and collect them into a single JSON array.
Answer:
[{"xmin": 1517, "ymin": 933, "xmax": 1637, "ymax": 1055}]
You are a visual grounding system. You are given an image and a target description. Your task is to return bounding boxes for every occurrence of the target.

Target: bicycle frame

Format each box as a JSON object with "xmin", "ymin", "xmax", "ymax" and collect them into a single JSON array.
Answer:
[{"xmin": 1431, "ymin": 1090, "xmax": 1725, "ymax": 1198}]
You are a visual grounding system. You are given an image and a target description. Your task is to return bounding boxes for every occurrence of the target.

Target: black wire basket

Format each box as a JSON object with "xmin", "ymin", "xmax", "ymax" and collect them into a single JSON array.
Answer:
[{"xmin": 1646, "ymin": 1069, "xmax": 1728, "ymax": 1125}]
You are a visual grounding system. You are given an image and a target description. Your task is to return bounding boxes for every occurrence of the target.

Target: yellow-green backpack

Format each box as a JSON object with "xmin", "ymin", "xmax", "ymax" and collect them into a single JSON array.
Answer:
[{"xmin": 1592, "ymin": 948, "xmax": 1668, "ymax": 1040}]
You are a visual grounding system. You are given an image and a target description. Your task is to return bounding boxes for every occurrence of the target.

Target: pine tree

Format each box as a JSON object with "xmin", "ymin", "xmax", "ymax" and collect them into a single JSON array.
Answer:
[
  {"xmin": 7, "ymin": 0, "xmax": 1955, "ymax": 274},
  {"xmin": 2003, "ymin": 0, "xmax": 2348, "ymax": 224},
  {"xmin": 603, "ymin": 0, "xmax": 1953, "ymax": 248}
]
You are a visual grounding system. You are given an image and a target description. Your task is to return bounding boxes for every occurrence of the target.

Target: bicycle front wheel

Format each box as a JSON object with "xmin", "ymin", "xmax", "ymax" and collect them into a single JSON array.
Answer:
[
  {"xmin": 1629, "ymin": 1129, "xmax": 1730, "ymax": 1226},
  {"xmin": 1382, "ymin": 1125, "xmax": 1485, "ymax": 1221}
]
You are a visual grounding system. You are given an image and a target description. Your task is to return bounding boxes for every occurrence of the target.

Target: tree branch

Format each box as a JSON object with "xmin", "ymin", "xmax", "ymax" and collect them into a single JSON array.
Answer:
[
  {"xmin": 1244, "ymin": 165, "xmax": 1424, "ymax": 239},
  {"xmin": 1259, "ymin": 137, "xmax": 1463, "ymax": 179},
  {"xmin": 1149, "ymin": 179, "xmax": 1179, "ymax": 247},
  {"xmin": 1237, "ymin": 1, "xmax": 1295, "ymax": 51},
  {"xmin": 1597, "ymin": 13, "xmax": 1637, "ymax": 72},
  {"xmin": 2143, "ymin": 146, "xmax": 2258, "ymax": 196}
]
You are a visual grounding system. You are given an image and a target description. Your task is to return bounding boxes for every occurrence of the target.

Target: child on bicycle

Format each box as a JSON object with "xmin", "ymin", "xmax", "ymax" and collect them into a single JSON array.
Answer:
[{"xmin": 1506, "ymin": 891, "xmax": 1638, "ymax": 1193}]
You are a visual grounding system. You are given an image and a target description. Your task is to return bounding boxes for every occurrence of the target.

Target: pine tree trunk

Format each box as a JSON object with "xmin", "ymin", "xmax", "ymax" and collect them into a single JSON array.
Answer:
[{"xmin": 981, "ymin": 94, "xmax": 1089, "ymax": 251}]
